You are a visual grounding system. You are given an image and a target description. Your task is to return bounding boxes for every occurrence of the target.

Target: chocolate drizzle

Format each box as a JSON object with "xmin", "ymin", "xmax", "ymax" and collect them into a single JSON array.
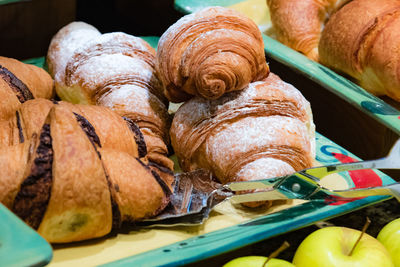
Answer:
[
  {"xmin": 73, "ymin": 112, "xmax": 101, "ymax": 148},
  {"xmin": 123, "ymin": 117, "xmax": 147, "ymax": 158},
  {"xmin": 135, "ymin": 158, "xmax": 172, "ymax": 197},
  {"xmin": 15, "ymin": 111, "xmax": 24, "ymax": 143},
  {"xmin": 13, "ymin": 124, "xmax": 53, "ymax": 229},
  {"xmin": 0, "ymin": 65, "xmax": 34, "ymax": 103},
  {"xmin": 148, "ymin": 161, "xmax": 174, "ymax": 176},
  {"xmin": 73, "ymin": 112, "xmax": 121, "ymax": 228}
]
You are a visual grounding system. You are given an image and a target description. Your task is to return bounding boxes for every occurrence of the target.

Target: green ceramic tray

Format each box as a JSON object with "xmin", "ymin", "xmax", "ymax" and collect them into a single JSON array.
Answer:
[
  {"xmin": 174, "ymin": 0, "xmax": 400, "ymax": 136},
  {"xmin": 17, "ymin": 37, "xmax": 395, "ymax": 267},
  {"xmin": 0, "ymin": 204, "xmax": 53, "ymax": 267}
]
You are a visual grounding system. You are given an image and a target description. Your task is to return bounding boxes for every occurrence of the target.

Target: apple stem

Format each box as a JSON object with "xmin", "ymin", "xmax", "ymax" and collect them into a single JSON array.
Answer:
[
  {"xmin": 348, "ymin": 217, "xmax": 371, "ymax": 256},
  {"xmin": 262, "ymin": 241, "xmax": 290, "ymax": 267}
]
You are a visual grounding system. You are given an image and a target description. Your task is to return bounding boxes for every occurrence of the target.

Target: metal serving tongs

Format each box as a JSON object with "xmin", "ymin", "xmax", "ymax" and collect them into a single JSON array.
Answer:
[{"xmin": 221, "ymin": 139, "xmax": 400, "ymax": 204}]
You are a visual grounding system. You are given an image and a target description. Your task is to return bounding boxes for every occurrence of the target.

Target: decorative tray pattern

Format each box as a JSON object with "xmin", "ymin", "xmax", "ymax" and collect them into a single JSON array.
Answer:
[
  {"xmin": 13, "ymin": 37, "xmax": 393, "ymax": 267},
  {"xmin": 174, "ymin": 0, "xmax": 400, "ymax": 137}
]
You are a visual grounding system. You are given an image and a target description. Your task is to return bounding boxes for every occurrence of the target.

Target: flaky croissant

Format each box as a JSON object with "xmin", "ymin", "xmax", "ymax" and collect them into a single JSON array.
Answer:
[
  {"xmin": 0, "ymin": 56, "xmax": 54, "ymax": 120},
  {"xmin": 156, "ymin": 6, "xmax": 269, "ymax": 102},
  {"xmin": 0, "ymin": 99, "xmax": 172, "ymax": 243},
  {"xmin": 319, "ymin": 0, "xmax": 400, "ymax": 101},
  {"xmin": 267, "ymin": 0, "xmax": 351, "ymax": 61},
  {"xmin": 47, "ymin": 23, "xmax": 173, "ymax": 171},
  {"xmin": 170, "ymin": 73, "xmax": 315, "ymax": 206}
]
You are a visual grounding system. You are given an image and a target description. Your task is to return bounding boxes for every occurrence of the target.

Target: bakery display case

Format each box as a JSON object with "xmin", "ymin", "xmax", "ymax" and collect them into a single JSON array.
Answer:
[
  {"xmin": 175, "ymin": 0, "xmax": 400, "ymax": 166},
  {"xmin": 1, "ymin": 0, "xmax": 400, "ymax": 266}
]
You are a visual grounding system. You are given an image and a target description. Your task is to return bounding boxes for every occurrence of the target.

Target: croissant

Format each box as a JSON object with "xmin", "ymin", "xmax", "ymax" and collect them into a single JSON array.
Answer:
[
  {"xmin": 0, "ymin": 99, "xmax": 172, "ymax": 243},
  {"xmin": 266, "ymin": 0, "xmax": 351, "ymax": 61},
  {"xmin": 46, "ymin": 21, "xmax": 101, "ymax": 88},
  {"xmin": 0, "ymin": 56, "xmax": 54, "ymax": 120},
  {"xmin": 156, "ymin": 6, "xmax": 270, "ymax": 102},
  {"xmin": 170, "ymin": 73, "xmax": 315, "ymax": 206},
  {"xmin": 319, "ymin": 0, "xmax": 400, "ymax": 101},
  {"xmin": 47, "ymin": 23, "xmax": 173, "ymax": 172}
]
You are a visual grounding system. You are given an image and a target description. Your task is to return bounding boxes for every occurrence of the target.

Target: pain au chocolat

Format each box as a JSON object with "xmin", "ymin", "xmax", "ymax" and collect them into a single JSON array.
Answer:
[{"xmin": 0, "ymin": 99, "xmax": 172, "ymax": 243}]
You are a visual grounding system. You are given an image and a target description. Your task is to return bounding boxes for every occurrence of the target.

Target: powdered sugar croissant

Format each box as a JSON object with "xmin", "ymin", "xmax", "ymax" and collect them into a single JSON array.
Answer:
[
  {"xmin": 47, "ymin": 23, "xmax": 173, "ymax": 172},
  {"xmin": 170, "ymin": 73, "xmax": 315, "ymax": 206},
  {"xmin": 156, "ymin": 6, "xmax": 269, "ymax": 102},
  {"xmin": 0, "ymin": 99, "xmax": 172, "ymax": 243}
]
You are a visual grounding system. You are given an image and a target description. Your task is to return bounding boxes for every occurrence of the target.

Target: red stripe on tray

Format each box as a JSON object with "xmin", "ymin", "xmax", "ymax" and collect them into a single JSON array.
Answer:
[{"xmin": 327, "ymin": 153, "xmax": 382, "ymax": 205}]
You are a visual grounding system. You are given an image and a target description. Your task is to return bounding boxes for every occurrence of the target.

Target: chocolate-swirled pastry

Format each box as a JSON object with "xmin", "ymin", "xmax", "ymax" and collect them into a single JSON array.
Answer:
[
  {"xmin": 0, "ymin": 56, "xmax": 54, "ymax": 121},
  {"xmin": 0, "ymin": 99, "xmax": 172, "ymax": 243}
]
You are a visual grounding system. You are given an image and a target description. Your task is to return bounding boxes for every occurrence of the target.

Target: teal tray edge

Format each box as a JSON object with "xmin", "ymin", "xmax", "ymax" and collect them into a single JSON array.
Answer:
[{"xmin": 0, "ymin": 204, "xmax": 53, "ymax": 267}]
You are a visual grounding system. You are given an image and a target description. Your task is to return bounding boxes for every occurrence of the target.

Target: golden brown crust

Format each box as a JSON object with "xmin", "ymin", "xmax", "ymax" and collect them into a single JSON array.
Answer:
[
  {"xmin": 156, "ymin": 6, "xmax": 269, "ymax": 102},
  {"xmin": 0, "ymin": 100, "xmax": 172, "ymax": 243},
  {"xmin": 18, "ymin": 99, "xmax": 55, "ymax": 142},
  {"xmin": 267, "ymin": 0, "xmax": 351, "ymax": 61},
  {"xmin": 100, "ymin": 149, "xmax": 170, "ymax": 221},
  {"xmin": 0, "ymin": 143, "xmax": 30, "ymax": 208},
  {"xmin": 0, "ymin": 56, "xmax": 54, "ymax": 99},
  {"xmin": 57, "ymin": 101, "xmax": 140, "ymax": 158},
  {"xmin": 0, "ymin": 57, "xmax": 54, "ymax": 120},
  {"xmin": 319, "ymin": 0, "xmax": 400, "ymax": 100},
  {"xmin": 0, "ymin": 78, "xmax": 21, "ymax": 121}
]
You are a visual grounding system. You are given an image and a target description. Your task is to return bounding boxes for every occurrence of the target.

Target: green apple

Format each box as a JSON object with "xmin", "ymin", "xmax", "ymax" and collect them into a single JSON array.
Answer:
[
  {"xmin": 292, "ymin": 226, "xmax": 394, "ymax": 267},
  {"xmin": 223, "ymin": 256, "xmax": 294, "ymax": 267},
  {"xmin": 377, "ymin": 218, "xmax": 400, "ymax": 267}
]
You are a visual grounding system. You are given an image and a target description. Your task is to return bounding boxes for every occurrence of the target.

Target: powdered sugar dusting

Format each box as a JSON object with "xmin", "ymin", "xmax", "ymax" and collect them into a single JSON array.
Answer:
[
  {"xmin": 206, "ymin": 116, "xmax": 311, "ymax": 175},
  {"xmin": 236, "ymin": 158, "xmax": 295, "ymax": 182},
  {"xmin": 69, "ymin": 54, "xmax": 153, "ymax": 94},
  {"xmin": 172, "ymin": 73, "xmax": 314, "ymax": 147},
  {"xmin": 47, "ymin": 22, "xmax": 101, "ymax": 83},
  {"xmin": 98, "ymin": 83, "xmax": 167, "ymax": 119},
  {"xmin": 170, "ymin": 73, "xmax": 315, "ymax": 181}
]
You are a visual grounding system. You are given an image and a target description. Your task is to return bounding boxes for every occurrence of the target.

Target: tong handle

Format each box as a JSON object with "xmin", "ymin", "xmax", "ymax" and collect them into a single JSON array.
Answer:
[
  {"xmin": 305, "ymin": 138, "xmax": 400, "ymax": 179},
  {"xmin": 229, "ymin": 174, "xmax": 400, "ymax": 204},
  {"xmin": 323, "ymin": 183, "xmax": 400, "ymax": 202},
  {"xmin": 276, "ymin": 173, "xmax": 400, "ymax": 202}
]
